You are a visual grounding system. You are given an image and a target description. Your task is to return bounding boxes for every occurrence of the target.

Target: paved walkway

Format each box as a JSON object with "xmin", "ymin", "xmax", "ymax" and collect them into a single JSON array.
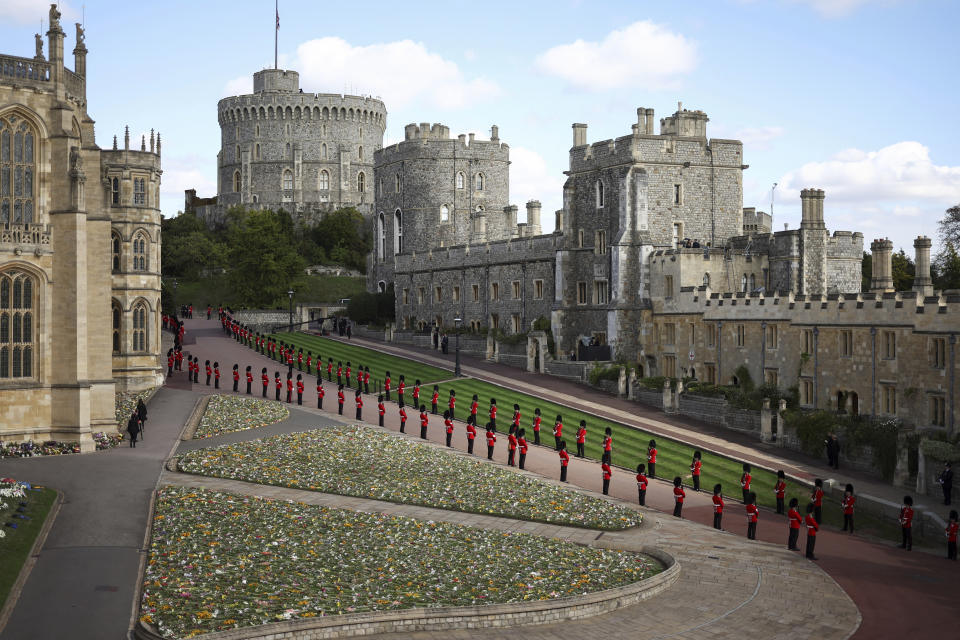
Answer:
[
  {"xmin": 174, "ymin": 318, "xmax": 960, "ymax": 639},
  {"xmin": 158, "ymin": 469, "xmax": 858, "ymax": 640}
]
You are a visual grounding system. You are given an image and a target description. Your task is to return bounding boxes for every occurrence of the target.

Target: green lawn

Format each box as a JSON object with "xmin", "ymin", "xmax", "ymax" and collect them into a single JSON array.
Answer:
[
  {"xmin": 170, "ymin": 274, "xmax": 367, "ymax": 309},
  {"xmin": 0, "ymin": 486, "xmax": 57, "ymax": 610}
]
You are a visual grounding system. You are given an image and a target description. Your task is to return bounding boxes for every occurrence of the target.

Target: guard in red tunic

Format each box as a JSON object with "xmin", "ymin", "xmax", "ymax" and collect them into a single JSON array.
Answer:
[
  {"xmin": 212, "ymin": 362, "xmax": 220, "ymax": 389},
  {"xmin": 448, "ymin": 389, "xmax": 456, "ymax": 420},
  {"xmin": 488, "ymin": 399, "xmax": 497, "ymax": 431},
  {"xmin": 363, "ymin": 367, "xmax": 370, "ymax": 394},
  {"xmin": 166, "ymin": 349, "xmax": 174, "ymax": 377},
  {"xmin": 553, "ymin": 415, "xmax": 563, "ymax": 451},
  {"xmin": 899, "ymin": 495, "xmax": 914, "ymax": 550},
  {"xmin": 787, "ymin": 498, "xmax": 803, "ymax": 550},
  {"xmin": 378, "ymin": 396, "xmax": 386, "ymax": 427},
  {"xmin": 746, "ymin": 492, "xmax": 759, "ymax": 540},
  {"xmin": 345, "ymin": 362, "xmax": 352, "ymax": 389},
  {"xmin": 713, "ymin": 484, "xmax": 724, "ymax": 529},
  {"xmin": 286, "ymin": 348, "xmax": 293, "ymax": 374},
  {"xmin": 206, "ymin": 304, "xmax": 212, "ymax": 320},
  {"xmin": 558, "ymin": 441, "xmax": 569, "ymax": 482},
  {"xmin": 775, "ymin": 470, "xmax": 787, "ymax": 514},
  {"xmin": 355, "ymin": 389, "xmax": 363, "ymax": 420},
  {"xmin": 398, "ymin": 376, "xmax": 406, "ymax": 407},
  {"xmin": 413, "ymin": 380, "xmax": 422, "ymax": 409},
  {"xmin": 431, "ymin": 386, "xmax": 439, "ymax": 415},
  {"xmin": 419, "ymin": 404, "xmax": 429, "ymax": 439},
  {"xmin": 286, "ymin": 373, "xmax": 294, "ymax": 404},
  {"xmin": 275, "ymin": 372, "xmax": 282, "ymax": 401},
  {"xmin": 842, "ymin": 483, "xmax": 856, "ymax": 533},
  {"xmin": 444, "ymin": 410, "xmax": 454, "ymax": 447},
  {"xmin": 232, "ymin": 364, "xmax": 239, "ymax": 391},
  {"xmin": 805, "ymin": 503, "xmax": 819, "ymax": 559},
  {"xmin": 602, "ymin": 455, "xmax": 613, "ymax": 495},
  {"xmin": 205, "ymin": 360, "xmax": 212, "ymax": 386},
  {"xmin": 336, "ymin": 361, "xmax": 343, "ymax": 386},
  {"xmin": 399, "ymin": 404, "xmax": 408, "ymax": 433},
  {"xmin": 531, "ymin": 408, "xmax": 541, "ymax": 445},
  {"xmin": 576, "ymin": 420, "xmax": 587, "ymax": 458},
  {"xmin": 517, "ymin": 429, "xmax": 528, "ymax": 469},
  {"xmin": 485, "ymin": 423, "xmax": 496, "ymax": 460},
  {"xmin": 384, "ymin": 371, "xmax": 392, "ymax": 401},
  {"xmin": 306, "ymin": 351, "xmax": 312, "ymax": 375},
  {"xmin": 261, "ymin": 368, "xmax": 269, "ymax": 398},
  {"xmin": 356, "ymin": 365, "xmax": 364, "ymax": 392},
  {"xmin": 946, "ymin": 510, "xmax": 958, "ymax": 560},
  {"xmin": 512, "ymin": 404, "xmax": 521, "ymax": 432},
  {"xmin": 603, "ymin": 426, "xmax": 613, "ymax": 460},
  {"xmin": 317, "ymin": 377, "xmax": 324, "ymax": 409},
  {"xmin": 636, "ymin": 464, "xmax": 648, "ymax": 506},
  {"xmin": 337, "ymin": 384, "xmax": 345, "ymax": 415},
  {"xmin": 327, "ymin": 358, "xmax": 334, "ymax": 382},
  {"xmin": 647, "ymin": 440, "xmax": 658, "ymax": 479},
  {"xmin": 466, "ymin": 417, "xmax": 477, "ymax": 454},
  {"xmin": 672, "ymin": 476, "xmax": 685, "ymax": 517},
  {"xmin": 175, "ymin": 347, "xmax": 183, "ymax": 372},
  {"xmin": 507, "ymin": 426, "xmax": 518, "ymax": 466},
  {"xmin": 811, "ymin": 478, "xmax": 824, "ymax": 524},
  {"xmin": 296, "ymin": 374, "xmax": 304, "ymax": 405},
  {"xmin": 246, "ymin": 366, "xmax": 253, "ymax": 395},
  {"xmin": 298, "ymin": 349, "xmax": 303, "ymax": 371},
  {"xmin": 741, "ymin": 464, "xmax": 753, "ymax": 504},
  {"xmin": 690, "ymin": 451, "xmax": 702, "ymax": 492}
]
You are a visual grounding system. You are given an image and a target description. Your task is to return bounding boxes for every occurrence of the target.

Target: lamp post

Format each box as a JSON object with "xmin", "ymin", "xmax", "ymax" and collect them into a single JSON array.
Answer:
[
  {"xmin": 454, "ymin": 317, "xmax": 462, "ymax": 377},
  {"xmin": 287, "ymin": 289, "xmax": 295, "ymax": 333}
]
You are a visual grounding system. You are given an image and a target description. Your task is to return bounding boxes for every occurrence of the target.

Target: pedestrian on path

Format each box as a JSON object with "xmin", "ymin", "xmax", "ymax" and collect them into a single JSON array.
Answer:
[
  {"xmin": 449, "ymin": 389, "xmax": 456, "ymax": 420},
  {"xmin": 507, "ymin": 425, "xmax": 517, "ymax": 466},
  {"xmin": 296, "ymin": 374, "xmax": 304, "ymax": 406},
  {"xmin": 559, "ymin": 440, "xmax": 569, "ymax": 482},
  {"xmin": 486, "ymin": 423, "xmax": 496, "ymax": 459},
  {"xmin": 275, "ymin": 372, "xmax": 281, "ymax": 401},
  {"xmin": 136, "ymin": 398, "xmax": 148, "ymax": 436},
  {"xmin": 445, "ymin": 410, "xmax": 455, "ymax": 446},
  {"xmin": 647, "ymin": 440, "xmax": 657, "ymax": 479},
  {"xmin": 337, "ymin": 384, "xmax": 345, "ymax": 415},
  {"xmin": 899, "ymin": 496, "xmax": 914, "ymax": 551},
  {"xmin": 553, "ymin": 414, "xmax": 563, "ymax": 451},
  {"xmin": 741, "ymin": 464, "xmax": 752, "ymax": 504},
  {"xmin": 805, "ymin": 503, "xmax": 820, "ymax": 560},
  {"xmin": 126, "ymin": 412, "xmax": 140, "ymax": 448},
  {"xmin": 787, "ymin": 498, "xmax": 803, "ymax": 550},
  {"xmin": 672, "ymin": 476, "xmax": 685, "ymax": 517},
  {"xmin": 946, "ymin": 510, "xmax": 958, "ymax": 560},
  {"xmin": 489, "ymin": 399, "xmax": 497, "ymax": 431},
  {"xmin": 246, "ymin": 366, "xmax": 253, "ymax": 394},
  {"xmin": 466, "ymin": 416, "xmax": 476, "ymax": 454},
  {"xmin": 285, "ymin": 373, "xmax": 293, "ymax": 403},
  {"xmin": 690, "ymin": 451, "xmax": 702, "ymax": 492},
  {"xmin": 355, "ymin": 389, "xmax": 363, "ymax": 420},
  {"xmin": 602, "ymin": 454, "xmax": 612, "ymax": 496},
  {"xmin": 826, "ymin": 433, "xmax": 840, "ymax": 470},
  {"xmin": 636, "ymin": 464, "xmax": 648, "ymax": 506},
  {"xmin": 399, "ymin": 404, "xmax": 407, "ymax": 433},
  {"xmin": 576, "ymin": 420, "xmax": 587, "ymax": 458},
  {"xmin": 603, "ymin": 426, "xmax": 613, "ymax": 461},
  {"xmin": 232, "ymin": 364, "xmax": 239, "ymax": 392},
  {"xmin": 746, "ymin": 492, "xmax": 759, "ymax": 540},
  {"xmin": 431, "ymin": 386, "xmax": 440, "ymax": 415},
  {"xmin": 937, "ymin": 462, "xmax": 953, "ymax": 505},
  {"xmin": 842, "ymin": 484, "xmax": 856, "ymax": 533},
  {"xmin": 812, "ymin": 479, "xmax": 824, "ymax": 525},
  {"xmin": 419, "ymin": 405, "xmax": 429, "ymax": 440},
  {"xmin": 712, "ymin": 484, "xmax": 724, "ymax": 529},
  {"xmin": 378, "ymin": 396, "xmax": 385, "ymax": 427},
  {"xmin": 317, "ymin": 377, "xmax": 324, "ymax": 409},
  {"xmin": 260, "ymin": 368, "xmax": 268, "ymax": 398},
  {"xmin": 306, "ymin": 351, "xmax": 312, "ymax": 375},
  {"xmin": 518, "ymin": 429, "xmax": 528, "ymax": 470},
  {"xmin": 775, "ymin": 470, "xmax": 787, "ymax": 515},
  {"xmin": 532, "ymin": 408, "xmax": 541, "ymax": 445}
]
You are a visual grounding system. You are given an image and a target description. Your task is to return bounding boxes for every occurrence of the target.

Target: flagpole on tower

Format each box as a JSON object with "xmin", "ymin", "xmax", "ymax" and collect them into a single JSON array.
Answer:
[{"xmin": 274, "ymin": 0, "xmax": 279, "ymax": 70}]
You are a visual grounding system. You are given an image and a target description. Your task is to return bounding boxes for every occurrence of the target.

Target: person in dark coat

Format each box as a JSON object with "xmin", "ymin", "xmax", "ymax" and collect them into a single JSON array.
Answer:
[
  {"xmin": 826, "ymin": 433, "xmax": 840, "ymax": 469},
  {"xmin": 127, "ymin": 412, "xmax": 141, "ymax": 448},
  {"xmin": 938, "ymin": 462, "xmax": 954, "ymax": 505},
  {"xmin": 136, "ymin": 398, "xmax": 148, "ymax": 438}
]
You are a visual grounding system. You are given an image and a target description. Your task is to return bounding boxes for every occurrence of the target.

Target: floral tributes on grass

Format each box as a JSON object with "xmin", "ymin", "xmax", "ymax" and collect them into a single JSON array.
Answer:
[
  {"xmin": 193, "ymin": 395, "xmax": 289, "ymax": 439},
  {"xmin": 116, "ymin": 389, "xmax": 154, "ymax": 430},
  {"xmin": 141, "ymin": 487, "xmax": 660, "ymax": 638},
  {"xmin": 0, "ymin": 433, "xmax": 122, "ymax": 458},
  {"xmin": 178, "ymin": 425, "xmax": 641, "ymax": 530}
]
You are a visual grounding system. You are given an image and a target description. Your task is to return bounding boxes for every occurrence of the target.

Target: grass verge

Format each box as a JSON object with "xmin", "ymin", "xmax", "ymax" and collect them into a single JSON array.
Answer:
[{"xmin": 0, "ymin": 486, "xmax": 57, "ymax": 610}]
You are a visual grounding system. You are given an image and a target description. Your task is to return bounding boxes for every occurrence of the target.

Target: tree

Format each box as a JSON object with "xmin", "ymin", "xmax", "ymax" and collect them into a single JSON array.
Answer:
[
  {"xmin": 938, "ymin": 203, "xmax": 960, "ymax": 248},
  {"xmin": 311, "ymin": 208, "xmax": 372, "ymax": 273},
  {"xmin": 861, "ymin": 251, "xmax": 872, "ymax": 292},
  {"xmin": 161, "ymin": 212, "xmax": 227, "ymax": 279},
  {"xmin": 933, "ymin": 242, "xmax": 960, "ymax": 291},
  {"xmin": 225, "ymin": 208, "xmax": 306, "ymax": 307},
  {"xmin": 891, "ymin": 249, "xmax": 915, "ymax": 292}
]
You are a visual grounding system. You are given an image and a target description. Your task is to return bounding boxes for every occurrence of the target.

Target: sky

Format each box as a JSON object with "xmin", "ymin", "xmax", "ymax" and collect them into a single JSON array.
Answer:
[{"xmin": 2, "ymin": 0, "xmax": 958, "ymax": 253}]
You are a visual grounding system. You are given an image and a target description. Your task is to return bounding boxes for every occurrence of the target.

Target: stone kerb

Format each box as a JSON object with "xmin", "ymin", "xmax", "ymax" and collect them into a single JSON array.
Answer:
[{"xmin": 134, "ymin": 548, "xmax": 678, "ymax": 640}]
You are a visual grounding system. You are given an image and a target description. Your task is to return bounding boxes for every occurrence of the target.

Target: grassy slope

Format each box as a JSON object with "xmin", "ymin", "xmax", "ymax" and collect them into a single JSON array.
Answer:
[
  {"xmin": 0, "ymin": 486, "xmax": 57, "ymax": 610},
  {"xmin": 172, "ymin": 274, "xmax": 367, "ymax": 309}
]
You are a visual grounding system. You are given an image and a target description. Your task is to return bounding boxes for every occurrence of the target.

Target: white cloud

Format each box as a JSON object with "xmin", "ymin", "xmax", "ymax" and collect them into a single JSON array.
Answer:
[
  {"xmin": 0, "ymin": 0, "xmax": 77, "ymax": 25},
  {"xmin": 223, "ymin": 75, "xmax": 252, "ymax": 98},
  {"xmin": 534, "ymin": 21, "xmax": 697, "ymax": 91},
  {"xmin": 509, "ymin": 147, "xmax": 564, "ymax": 232},
  {"xmin": 789, "ymin": 0, "xmax": 894, "ymax": 18},
  {"xmin": 159, "ymin": 154, "xmax": 216, "ymax": 217},
  {"xmin": 292, "ymin": 37, "xmax": 500, "ymax": 109},
  {"xmin": 732, "ymin": 126, "xmax": 784, "ymax": 151}
]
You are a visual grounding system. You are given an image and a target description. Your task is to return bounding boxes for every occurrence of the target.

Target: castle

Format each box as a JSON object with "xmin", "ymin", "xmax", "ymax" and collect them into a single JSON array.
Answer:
[
  {"xmin": 0, "ymin": 6, "xmax": 163, "ymax": 449},
  {"xmin": 186, "ymin": 68, "xmax": 386, "ymax": 225}
]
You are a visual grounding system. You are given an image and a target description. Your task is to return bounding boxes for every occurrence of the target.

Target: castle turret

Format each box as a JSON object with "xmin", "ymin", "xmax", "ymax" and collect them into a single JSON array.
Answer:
[
  {"xmin": 46, "ymin": 4, "xmax": 65, "ymax": 85},
  {"xmin": 913, "ymin": 235, "xmax": 933, "ymax": 297},
  {"xmin": 572, "ymin": 123, "xmax": 587, "ymax": 147},
  {"xmin": 870, "ymin": 238, "xmax": 894, "ymax": 292},
  {"xmin": 526, "ymin": 200, "xmax": 542, "ymax": 236},
  {"xmin": 800, "ymin": 188, "xmax": 826, "ymax": 229},
  {"xmin": 73, "ymin": 23, "xmax": 87, "ymax": 78}
]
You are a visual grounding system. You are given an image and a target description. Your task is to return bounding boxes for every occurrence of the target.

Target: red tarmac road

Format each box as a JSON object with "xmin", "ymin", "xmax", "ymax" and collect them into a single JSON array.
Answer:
[{"xmin": 171, "ymin": 318, "xmax": 960, "ymax": 638}]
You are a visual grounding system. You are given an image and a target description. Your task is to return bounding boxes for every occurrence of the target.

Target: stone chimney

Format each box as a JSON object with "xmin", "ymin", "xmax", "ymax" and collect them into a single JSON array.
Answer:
[
  {"xmin": 913, "ymin": 235, "xmax": 933, "ymax": 297},
  {"xmin": 525, "ymin": 200, "xmax": 542, "ymax": 236},
  {"xmin": 870, "ymin": 238, "xmax": 894, "ymax": 292},
  {"xmin": 800, "ymin": 188, "xmax": 826, "ymax": 229},
  {"xmin": 572, "ymin": 123, "xmax": 587, "ymax": 147},
  {"xmin": 490, "ymin": 125, "xmax": 499, "ymax": 143}
]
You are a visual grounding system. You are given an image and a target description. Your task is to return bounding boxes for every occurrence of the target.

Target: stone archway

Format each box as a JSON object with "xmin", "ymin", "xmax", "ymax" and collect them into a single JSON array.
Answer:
[{"xmin": 527, "ymin": 331, "xmax": 547, "ymax": 373}]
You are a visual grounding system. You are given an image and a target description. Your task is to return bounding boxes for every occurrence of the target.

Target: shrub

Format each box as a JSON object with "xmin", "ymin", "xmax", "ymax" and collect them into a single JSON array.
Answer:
[
  {"xmin": 733, "ymin": 365, "xmax": 754, "ymax": 392},
  {"xmin": 684, "ymin": 383, "xmax": 727, "ymax": 399},
  {"xmin": 638, "ymin": 376, "xmax": 668, "ymax": 391},
  {"xmin": 589, "ymin": 364, "xmax": 622, "ymax": 386},
  {"xmin": 921, "ymin": 438, "xmax": 960, "ymax": 463}
]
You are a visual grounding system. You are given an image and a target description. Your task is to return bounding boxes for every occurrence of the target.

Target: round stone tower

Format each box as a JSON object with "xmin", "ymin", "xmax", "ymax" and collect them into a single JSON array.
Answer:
[{"xmin": 216, "ymin": 69, "xmax": 386, "ymax": 217}]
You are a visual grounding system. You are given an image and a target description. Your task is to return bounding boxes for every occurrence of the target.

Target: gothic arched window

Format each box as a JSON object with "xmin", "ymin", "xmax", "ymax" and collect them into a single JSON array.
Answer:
[
  {"xmin": 357, "ymin": 172, "xmax": 365, "ymax": 193},
  {"xmin": 395, "ymin": 173, "xmax": 402, "ymax": 193},
  {"xmin": 475, "ymin": 173, "xmax": 484, "ymax": 191},
  {"xmin": 111, "ymin": 177, "xmax": 119, "ymax": 205},
  {"xmin": 596, "ymin": 180, "xmax": 604, "ymax": 208},
  {"xmin": 741, "ymin": 274, "xmax": 748, "ymax": 293},
  {"xmin": 112, "ymin": 300, "xmax": 122, "ymax": 352},
  {"xmin": 132, "ymin": 301, "xmax": 147, "ymax": 352},
  {"xmin": 111, "ymin": 231, "xmax": 121, "ymax": 272},
  {"xmin": 133, "ymin": 177, "xmax": 146, "ymax": 205},
  {"xmin": 0, "ymin": 115, "xmax": 36, "ymax": 225},
  {"xmin": 233, "ymin": 170, "xmax": 241, "ymax": 192},
  {"xmin": 456, "ymin": 172, "xmax": 465, "ymax": 189},
  {"xmin": 377, "ymin": 212, "xmax": 385, "ymax": 263},
  {"xmin": 394, "ymin": 209, "xmax": 403, "ymax": 255},
  {"xmin": 321, "ymin": 143, "xmax": 327, "ymax": 160},
  {"xmin": 440, "ymin": 205, "xmax": 449, "ymax": 222},
  {"xmin": 358, "ymin": 146, "xmax": 363, "ymax": 160},
  {"xmin": 0, "ymin": 269, "xmax": 36, "ymax": 378},
  {"xmin": 282, "ymin": 170, "xmax": 293, "ymax": 191},
  {"xmin": 318, "ymin": 170, "xmax": 329, "ymax": 190},
  {"xmin": 133, "ymin": 232, "xmax": 148, "ymax": 271}
]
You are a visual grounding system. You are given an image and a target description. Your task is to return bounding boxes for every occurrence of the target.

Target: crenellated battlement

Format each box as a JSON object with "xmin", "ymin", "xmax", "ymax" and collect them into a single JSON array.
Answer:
[
  {"xmin": 218, "ymin": 92, "xmax": 386, "ymax": 128},
  {"xmin": 393, "ymin": 232, "xmax": 562, "ymax": 273},
  {"xmin": 376, "ymin": 124, "xmax": 509, "ymax": 161}
]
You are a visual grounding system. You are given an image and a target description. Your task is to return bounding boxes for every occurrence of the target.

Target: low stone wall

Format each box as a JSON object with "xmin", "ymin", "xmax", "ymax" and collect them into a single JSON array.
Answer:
[
  {"xmin": 135, "ymin": 547, "xmax": 677, "ymax": 640},
  {"xmin": 231, "ymin": 310, "xmax": 296, "ymax": 334},
  {"xmin": 497, "ymin": 353, "xmax": 527, "ymax": 369},
  {"xmin": 676, "ymin": 395, "xmax": 761, "ymax": 435},
  {"xmin": 544, "ymin": 360, "xmax": 590, "ymax": 383},
  {"xmin": 634, "ymin": 389, "xmax": 663, "ymax": 409},
  {"xmin": 351, "ymin": 325, "xmax": 385, "ymax": 342}
]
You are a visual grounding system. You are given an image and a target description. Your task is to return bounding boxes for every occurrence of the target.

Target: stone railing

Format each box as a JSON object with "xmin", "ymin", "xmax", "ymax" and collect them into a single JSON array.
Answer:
[
  {"xmin": 0, "ymin": 54, "xmax": 51, "ymax": 87},
  {"xmin": 1, "ymin": 223, "xmax": 52, "ymax": 247},
  {"xmin": 64, "ymin": 69, "xmax": 85, "ymax": 102}
]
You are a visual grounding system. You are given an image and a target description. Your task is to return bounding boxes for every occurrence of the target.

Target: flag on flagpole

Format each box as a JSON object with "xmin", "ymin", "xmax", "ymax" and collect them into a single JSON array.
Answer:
[{"xmin": 276, "ymin": 8, "xmax": 280, "ymax": 30}]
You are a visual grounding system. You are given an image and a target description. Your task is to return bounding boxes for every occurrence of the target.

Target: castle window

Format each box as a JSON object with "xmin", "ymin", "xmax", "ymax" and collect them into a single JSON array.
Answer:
[
  {"xmin": 512, "ymin": 281, "xmax": 521, "ymax": 299},
  {"xmin": 472, "ymin": 284, "xmax": 479, "ymax": 302},
  {"xmin": 377, "ymin": 212, "xmax": 385, "ymax": 263},
  {"xmin": 596, "ymin": 230, "xmax": 606, "ymax": 255},
  {"xmin": 764, "ymin": 369, "xmax": 779, "ymax": 386},
  {"xmin": 111, "ymin": 232, "xmax": 121, "ymax": 272},
  {"xmin": 706, "ymin": 364, "xmax": 717, "ymax": 385},
  {"xmin": 402, "ymin": 288, "xmax": 409, "ymax": 305},
  {"xmin": 440, "ymin": 205, "xmax": 449, "ymax": 222},
  {"xmin": 285, "ymin": 142, "xmax": 291, "ymax": 157},
  {"xmin": 456, "ymin": 172, "xmax": 465, "ymax": 189},
  {"xmin": 534, "ymin": 280, "xmax": 543, "ymax": 300},
  {"xmin": 255, "ymin": 144, "xmax": 261, "ymax": 160},
  {"xmin": 358, "ymin": 146, "xmax": 363, "ymax": 160},
  {"xmin": 0, "ymin": 270, "xmax": 35, "ymax": 378},
  {"xmin": 282, "ymin": 170, "xmax": 293, "ymax": 191},
  {"xmin": 883, "ymin": 331, "xmax": 896, "ymax": 359},
  {"xmin": 233, "ymin": 171, "xmax": 241, "ymax": 193},
  {"xmin": 417, "ymin": 288, "xmax": 425, "ymax": 304},
  {"xmin": 319, "ymin": 170, "xmax": 330, "ymax": 190},
  {"xmin": 256, "ymin": 125, "xmax": 260, "ymax": 137},
  {"xmin": 491, "ymin": 282, "xmax": 500, "ymax": 301},
  {"xmin": 672, "ymin": 223, "xmax": 682, "ymax": 249},
  {"xmin": 1, "ymin": 116, "xmax": 36, "ymax": 225},
  {"xmin": 596, "ymin": 180, "xmax": 604, "ymax": 208},
  {"xmin": 133, "ymin": 178, "xmax": 146, "ymax": 205},
  {"xmin": 378, "ymin": 177, "xmax": 382, "ymax": 196},
  {"xmin": 802, "ymin": 329, "xmax": 814, "ymax": 355},
  {"xmin": 930, "ymin": 395, "xmax": 946, "ymax": 427},
  {"xmin": 321, "ymin": 143, "xmax": 327, "ymax": 160},
  {"xmin": 236, "ymin": 145, "xmax": 240, "ymax": 162},
  {"xmin": 133, "ymin": 232, "xmax": 148, "ymax": 271},
  {"xmin": 394, "ymin": 209, "xmax": 403, "ymax": 254},
  {"xmin": 801, "ymin": 378, "xmax": 814, "ymax": 406},
  {"xmin": 112, "ymin": 301, "xmax": 122, "ymax": 352},
  {"xmin": 665, "ymin": 275, "xmax": 674, "ymax": 298},
  {"xmin": 664, "ymin": 323, "xmax": 676, "ymax": 346},
  {"xmin": 703, "ymin": 273, "xmax": 710, "ymax": 287},
  {"xmin": 235, "ymin": 126, "xmax": 239, "ymax": 139},
  {"xmin": 736, "ymin": 324, "xmax": 745, "ymax": 348},
  {"xmin": 396, "ymin": 173, "xmax": 402, "ymax": 193},
  {"xmin": 663, "ymin": 354, "xmax": 677, "ymax": 378},
  {"xmin": 931, "ymin": 337, "xmax": 947, "ymax": 369},
  {"xmin": 706, "ymin": 323, "xmax": 716, "ymax": 347},
  {"xmin": 577, "ymin": 282, "xmax": 587, "ymax": 305},
  {"xmin": 882, "ymin": 384, "xmax": 897, "ymax": 415},
  {"xmin": 839, "ymin": 330, "xmax": 853, "ymax": 357},
  {"xmin": 749, "ymin": 274, "xmax": 756, "ymax": 291},
  {"xmin": 357, "ymin": 171, "xmax": 365, "ymax": 193},
  {"xmin": 132, "ymin": 301, "xmax": 148, "ymax": 353},
  {"xmin": 475, "ymin": 173, "xmax": 484, "ymax": 191},
  {"xmin": 453, "ymin": 286, "xmax": 461, "ymax": 302},
  {"xmin": 435, "ymin": 286, "xmax": 442, "ymax": 302},
  {"xmin": 766, "ymin": 324, "xmax": 778, "ymax": 350},
  {"xmin": 577, "ymin": 229, "xmax": 584, "ymax": 248},
  {"xmin": 595, "ymin": 280, "xmax": 609, "ymax": 305},
  {"xmin": 490, "ymin": 314, "xmax": 499, "ymax": 330},
  {"xmin": 674, "ymin": 184, "xmax": 682, "ymax": 205},
  {"xmin": 511, "ymin": 314, "xmax": 521, "ymax": 333},
  {"xmin": 112, "ymin": 177, "xmax": 119, "ymax": 205}
]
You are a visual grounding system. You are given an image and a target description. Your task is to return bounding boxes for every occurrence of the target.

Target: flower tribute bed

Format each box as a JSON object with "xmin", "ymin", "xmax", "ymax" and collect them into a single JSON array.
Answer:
[
  {"xmin": 193, "ymin": 395, "xmax": 289, "ymax": 439},
  {"xmin": 116, "ymin": 388, "xmax": 154, "ymax": 430},
  {"xmin": 141, "ymin": 486, "xmax": 660, "ymax": 638},
  {"xmin": 1, "ymin": 433, "xmax": 123, "ymax": 458},
  {"xmin": 178, "ymin": 425, "xmax": 641, "ymax": 530}
]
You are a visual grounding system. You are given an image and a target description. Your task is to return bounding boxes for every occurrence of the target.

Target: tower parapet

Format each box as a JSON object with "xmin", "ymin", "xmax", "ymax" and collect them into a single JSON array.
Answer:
[{"xmin": 870, "ymin": 238, "xmax": 895, "ymax": 292}]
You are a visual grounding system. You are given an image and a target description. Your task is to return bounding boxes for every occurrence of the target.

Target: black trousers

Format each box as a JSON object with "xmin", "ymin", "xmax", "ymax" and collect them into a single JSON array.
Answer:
[
  {"xmin": 215, "ymin": 378, "xmax": 220, "ymax": 389},
  {"xmin": 356, "ymin": 408, "xmax": 361, "ymax": 420},
  {"xmin": 603, "ymin": 478, "xmax": 610, "ymax": 495},
  {"xmin": 693, "ymin": 475, "xmax": 700, "ymax": 492},
  {"xmin": 944, "ymin": 485, "xmax": 953, "ymax": 505},
  {"xmin": 385, "ymin": 389, "xmax": 390, "ymax": 401},
  {"xmin": 576, "ymin": 442, "xmax": 585, "ymax": 457},
  {"xmin": 432, "ymin": 402, "xmax": 438, "ymax": 415},
  {"xmin": 246, "ymin": 381, "xmax": 252, "ymax": 394},
  {"xmin": 467, "ymin": 438, "xmax": 474, "ymax": 454},
  {"xmin": 519, "ymin": 453, "xmax": 526, "ymax": 469},
  {"xmin": 843, "ymin": 513, "xmax": 854, "ymax": 532},
  {"xmin": 167, "ymin": 366, "xmax": 173, "ymax": 376},
  {"xmin": 533, "ymin": 431, "xmax": 540, "ymax": 445},
  {"xmin": 788, "ymin": 528, "xmax": 800, "ymax": 550},
  {"xmin": 713, "ymin": 512, "xmax": 722, "ymax": 529},
  {"xmin": 489, "ymin": 419, "xmax": 496, "ymax": 431},
  {"xmin": 206, "ymin": 374, "xmax": 211, "ymax": 385},
  {"xmin": 337, "ymin": 375, "xmax": 342, "ymax": 385},
  {"xmin": 814, "ymin": 505, "xmax": 823, "ymax": 525},
  {"xmin": 233, "ymin": 379, "xmax": 238, "ymax": 392},
  {"xmin": 638, "ymin": 488, "xmax": 646, "ymax": 506},
  {"xmin": 318, "ymin": 397, "xmax": 322, "ymax": 409},
  {"xmin": 555, "ymin": 436, "xmax": 561, "ymax": 451},
  {"xmin": 648, "ymin": 463, "xmax": 656, "ymax": 479},
  {"xmin": 673, "ymin": 502, "xmax": 682, "ymax": 518},
  {"xmin": 449, "ymin": 408, "xmax": 454, "ymax": 420},
  {"xmin": 338, "ymin": 403, "xmax": 343, "ymax": 415},
  {"xmin": 398, "ymin": 393, "xmax": 404, "ymax": 407},
  {"xmin": 420, "ymin": 425, "xmax": 427, "ymax": 439},
  {"xmin": 901, "ymin": 527, "xmax": 913, "ymax": 550},
  {"xmin": 379, "ymin": 415, "xmax": 384, "ymax": 427},
  {"xmin": 487, "ymin": 445, "xmax": 494, "ymax": 460},
  {"xmin": 286, "ymin": 390, "xmax": 292, "ymax": 403},
  {"xmin": 263, "ymin": 385, "xmax": 267, "ymax": 398},
  {"xmin": 446, "ymin": 432, "xmax": 452, "ymax": 447},
  {"xmin": 297, "ymin": 393, "xmax": 302, "ymax": 406},
  {"xmin": 365, "ymin": 383, "xmax": 369, "ymax": 394},
  {"xmin": 806, "ymin": 534, "xmax": 817, "ymax": 558},
  {"xmin": 560, "ymin": 465, "xmax": 568, "ymax": 482},
  {"xmin": 776, "ymin": 498, "xmax": 785, "ymax": 515},
  {"xmin": 742, "ymin": 489, "xmax": 750, "ymax": 504},
  {"xmin": 194, "ymin": 370, "xmax": 199, "ymax": 383},
  {"xmin": 948, "ymin": 540, "xmax": 957, "ymax": 560},
  {"xmin": 508, "ymin": 449, "xmax": 515, "ymax": 466},
  {"xmin": 275, "ymin": 387, "xmax": 280, "ymax": 401},
  {"xmin": 399, "ymin": 420, "xmax": 405, "ymax": 433},
  {"xmin": 747, "ymin": 522, "xmax": 757, "ymax": 540}
]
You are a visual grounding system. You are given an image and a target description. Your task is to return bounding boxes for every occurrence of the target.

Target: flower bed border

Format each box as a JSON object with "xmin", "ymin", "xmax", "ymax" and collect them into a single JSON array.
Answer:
[{"xmin": 134, "ymin": 546, "xmax": 677, "ymax": 640}]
